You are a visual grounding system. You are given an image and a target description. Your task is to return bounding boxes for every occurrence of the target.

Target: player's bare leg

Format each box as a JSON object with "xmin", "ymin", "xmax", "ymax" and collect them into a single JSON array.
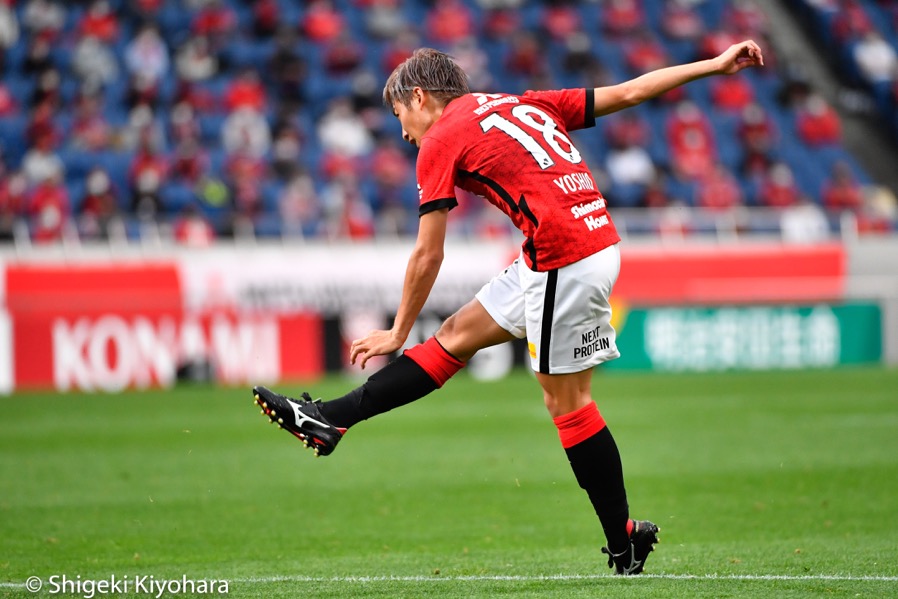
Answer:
[{"xmin": 539, "ymin": 368, "xmax": 659, "ymax": 574}]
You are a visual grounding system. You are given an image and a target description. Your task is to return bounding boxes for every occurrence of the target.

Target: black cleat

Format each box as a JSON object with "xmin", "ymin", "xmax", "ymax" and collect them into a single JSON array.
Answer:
[
  {"xmin": 252, "ymin": 386, "xmax": 345, "ymax": 457},
  {"xmin": 601, "ymin": 519, "xmax": 660, "ymax": 575}
]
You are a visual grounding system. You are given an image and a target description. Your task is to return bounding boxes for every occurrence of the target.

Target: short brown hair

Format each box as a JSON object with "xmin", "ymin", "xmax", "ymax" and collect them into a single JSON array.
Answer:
[{"xmin": 382, "ymin": 48, "xmax": 470, "ymax": 108}]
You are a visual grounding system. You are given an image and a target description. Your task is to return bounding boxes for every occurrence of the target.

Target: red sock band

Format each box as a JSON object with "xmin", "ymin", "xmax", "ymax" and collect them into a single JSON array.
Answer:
[
  {"xmin": 553, "ymin": 402, "xmax": 607, "ymax": 449},
  {"xmin": 404, "ymin": 337, "xmax": 464, "ymax": 388}
]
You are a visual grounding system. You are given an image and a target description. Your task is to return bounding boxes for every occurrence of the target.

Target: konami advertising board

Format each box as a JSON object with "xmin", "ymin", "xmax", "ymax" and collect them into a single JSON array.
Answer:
[{"xmin": 0, "ymin": 241, "xmax": 880, "ymax": 393}]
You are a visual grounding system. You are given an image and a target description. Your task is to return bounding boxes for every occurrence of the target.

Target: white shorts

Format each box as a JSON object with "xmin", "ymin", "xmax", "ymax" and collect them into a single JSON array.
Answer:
[{"xmin": 475, "ymin": 244, "xmax": 621, "ymax": 374}]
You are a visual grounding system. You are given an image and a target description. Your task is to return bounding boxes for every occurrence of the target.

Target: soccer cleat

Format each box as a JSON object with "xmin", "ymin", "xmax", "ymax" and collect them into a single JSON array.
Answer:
[
  {"xmin": 601, "ymin": 519, "xmax": 660, "ymax": 575},
  {"xmin": 252, "ymin": 386, "xmax": 346, "ymax": 457}
]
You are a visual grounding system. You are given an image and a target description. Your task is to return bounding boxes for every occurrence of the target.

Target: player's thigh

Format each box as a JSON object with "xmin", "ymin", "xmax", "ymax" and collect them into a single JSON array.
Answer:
[
  {"xmin": 437, "ymin": 258, "xmax": 526, "ymax": 361},
  {"xmin": 436, "ymin": 298, "xmax": 517, "ymax": 361},
  {"xmin": 523, "ymin": 243, "xmax": 621, "ymax": 374}
]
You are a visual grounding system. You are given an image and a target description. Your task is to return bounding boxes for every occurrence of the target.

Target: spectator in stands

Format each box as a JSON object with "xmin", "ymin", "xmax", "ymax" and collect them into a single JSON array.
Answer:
[
  {"xmin": 605, "ymin": 137, "xmax": 656, "ymax": 189},
  {"xmin": 302, "ymin": 0, "xmax": 345, "ymax": 44},
  {"xmin": 125, "ymin": 24, "xmax": 170, "ymax": 86},
  {"xmin": 119, "ymin": 104, "xmax": 166, "ymax": 153},
  {"xmin": 224, "ymin": 149, "xmax": 265, "ymax": 218},
  {"xmin": 539, "ymin": 3, "xmax": 580, "ymax": 41},
  {"xmin": 710, "ymin": 73, "xmax": 754, "ymax": 112},
  {"xmin": 853, "ymin": 31, "xmax": 898, "ymax": 85},
  {"xmin": 505, "ymin": 31, "xmax": 547, "ymax": 78},
  {"xmin": 606, "ymin": 110, "xmax": 650, "ymax": 149},
  {"xmin": 171, "ymin": 136, "xmax": 210, "ymax": 184},
  {"xmin": 725, "ymin": 0, "xmax": 769, "ymax": 37},
  {"xmin": 698, "ymin": 26, "xmax": 744, "ymax": 61},
  {"xmin": 278, "ymin": 170, "xmax": 322, "ymax": 237},
  {"xmin": 28, "ymin": 170, "xmax": 70, "ymax": 243},
  {"xmin": 270, "ymin": 120, "xmax": 303, "ymax": 181},
  {"xmin": 0, "ymin": 169, "xmax": 28, "ymax": 241},
  {"xmin": 175, "ymin": 34, "xmax": 219, "ymax": 83},
  {"xmin": 601, "ymin": 0, "xmax": 644, "ymax": 38},
  {"xmin": 173, "ymin": 203, "xmax": 216, "ymax": 246},
  {"xmin": 72, "ymin": 35, "xmax": 120, "ymax": 90},
  {"xmin": 364, "ymin": 0, "xmax": 408, "ymax": 41},
  {"xmin": 0, "ymin": 0, "xmax": 18, "ymax": 63},
  {"xmin": 796, "ymin": 93, "xmax": 842, "ymax": 146},
  {"xmin": 224, "ymin": 68, "xmax": 267, "ymax": 113},
  {"xmin": 252, "ymin": 0, "xmax": 280, "ymax": 39},
  {"xmin": 660, "ymin": 0, "xmax": 704, "ymax": 42},
  {"xmin": 78, "ymin": 167, "xmax": 118, "ymax": 239},
  {"xmin": 192, "ymin": 0, "xmax": 237, "ymax": 50},
  {"xmin": 695, "ymin": 163, "xmax": 744, "ymax": 210},
  {"xmin": 425, "ymin": 0, "xmax": 474, "ymax": 45},
  {"xmin": 130, "ymin": 167, "xmax": 163, "ymax": 219},
  {"xmin": 267, "ymin": 28, "xmax": 306, "ymax": 109},
  {"xmin": 22, "ymin": 0, "xmax": 65, "ymax": 41},
  {"xmin": 382, "ymin": 27, "xmax": 421, "ymax": 74},
  {"xmin": 323, "ymin": 32, "xmax": 365, "ymax": 76},
  {"xmin": 449, "ymin": 38, "xmax": 492, "ymax": 92},
  {"xmin": 482, "ymin": 7, "xmax": 519, "ymax": 40},
  {"xmin": 78, "ymin": 0, "xmax": 119, "ymax": 44},
  {"xmin": 21, "ymin": 130, "xmax": 64, "ymax": 186},
  {"xmin": 169, "ymin": 101, "xmax": 201, "ymax": 144},
  {"xmin": 221, "ymin": 106, "xmax": 271, "ymax": 159},
  {"xmin": 780, "ymin": 196, "xmax": 830, "ymax": 244},
  {"xmin": 666, "ymin": 100, "xmax": 717, "ymax": 180},
  {"xmin": 70, "ymin": 91, "xmax": 114, "ymax": 151},
  {"xmin": 831, "ymin": 0, "xmax": 873, "ymax": 43},
  {"xmin": 317, "ymin": 97, "xmax": 374, "ymax": 167},
  {"xmin": 0, "ymin": 81, "xmax": 15, "ymax": 116},
  {"xmin": 755, "ymin": 161, "xmax": 800, "ymax": 208},
  {"xmin": 624, "ymin": 29, "xmax": 669, "ymax": 76},
  {"xmin": 29, "ymin": 68, "xmax": 62, "ymax": 110},
  {"xmin": 22, "ymin": 36, "xmax": 52, "ymax": 76},
  {"xmin": 821, "ymin": 160, "xmax": 864, "ymax": 213},
  {"xmin": 25, "ymin": 100, "xmax": 60, "ymax": 146},
  {"xmin": 321, "ymin": 172, "xmax": 375, "ymax": 240},
  {"xmin": 737, "ymin": 102, "xmax": 777, "ymax": 179}
]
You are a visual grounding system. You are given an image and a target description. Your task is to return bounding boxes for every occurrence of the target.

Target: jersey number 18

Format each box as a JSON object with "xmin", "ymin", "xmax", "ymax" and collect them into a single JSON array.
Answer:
[{"xmin": 479, "ymin": 105, "xmax": 582, "ymax": 170}]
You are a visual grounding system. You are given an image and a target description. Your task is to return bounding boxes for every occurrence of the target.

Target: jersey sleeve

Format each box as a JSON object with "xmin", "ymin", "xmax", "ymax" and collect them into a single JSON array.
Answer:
[
  {"xmin": 415, "ymin": 136, "xmax": 459, "ymax": 216},
  {"xmin": 522, "ymin": 88, "xmax": 596, "ymax": 132}
]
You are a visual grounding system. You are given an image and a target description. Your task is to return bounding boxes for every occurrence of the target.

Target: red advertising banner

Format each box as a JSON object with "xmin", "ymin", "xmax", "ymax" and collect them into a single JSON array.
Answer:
[
  {"xmin": 616, "ymin": 243, "xmax": 845, "ymax": 304},
  {"xmin": 4, "ymin": 263, "xmax": 322, "ymax": 392}
]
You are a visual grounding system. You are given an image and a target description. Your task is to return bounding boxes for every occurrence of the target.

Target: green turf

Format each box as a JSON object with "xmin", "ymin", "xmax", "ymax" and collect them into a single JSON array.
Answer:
[{"xmin": 2, "ymin": 367, "xmax": 897, "ymax": 598}]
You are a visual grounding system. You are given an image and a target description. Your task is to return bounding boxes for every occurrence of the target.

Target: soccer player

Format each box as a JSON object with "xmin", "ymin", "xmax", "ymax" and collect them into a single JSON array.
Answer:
[{"xmin": 253, "ymin": 40, "xmax": 764, "ymax": 575}]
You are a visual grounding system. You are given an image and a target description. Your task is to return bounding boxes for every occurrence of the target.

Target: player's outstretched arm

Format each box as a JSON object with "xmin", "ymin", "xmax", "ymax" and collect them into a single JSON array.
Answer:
[
  {"xmin": 349, "ymin": 208, "xmax": 449, "ymax": 369},
  {"xmin": 593, "ymin": 39, "xmax": 764, "ymax": 117}
]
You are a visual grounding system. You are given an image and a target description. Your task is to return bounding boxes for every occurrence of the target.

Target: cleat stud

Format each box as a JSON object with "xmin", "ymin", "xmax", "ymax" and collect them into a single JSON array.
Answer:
[
  {"xmin": 277, "ymin": 424, "xmax": 283, "ymax": 429},
  {"xmin": 270, "ymin": 410, "xmax": 277, "ymax": 418},
  {"xmin": 254, "ymin": 394, "xmax": 260, "ymax": 401},
  {"xmin": 262, "ymin": 402, "xmax": 268, "ymax": 409},
  {"xmin": 260, "ymin": 409, "xmax": 266, "ymax": 415},
  {"xmin": 277, "ymin": 418, "xmax": 283, "ymax": 424}
]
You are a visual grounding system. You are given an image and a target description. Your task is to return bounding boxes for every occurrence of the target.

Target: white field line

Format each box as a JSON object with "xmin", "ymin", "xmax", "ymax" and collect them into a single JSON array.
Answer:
[
  {"xmin": 3, "ymin": 573, "xmax": 897, "ymax": 588},
  {"xmin": 193, "ymin": 573, "xmax": 898, "ymax": 584}
]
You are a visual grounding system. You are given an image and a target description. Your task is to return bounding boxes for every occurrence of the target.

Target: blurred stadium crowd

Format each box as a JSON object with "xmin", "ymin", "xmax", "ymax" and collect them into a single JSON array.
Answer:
[{"xmin": 0, "ymin": 0, "xmax": 896, "ymax": 246}]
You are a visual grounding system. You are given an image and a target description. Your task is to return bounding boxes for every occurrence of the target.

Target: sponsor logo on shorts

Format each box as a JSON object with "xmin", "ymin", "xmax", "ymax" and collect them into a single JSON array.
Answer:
[
  {"xmin": 528, "ymin": 342, "xmax": 537, "ymax": 359},
  {"xmin": 574, "ymin": 325, "xmax": 610, "ymax": 359}
]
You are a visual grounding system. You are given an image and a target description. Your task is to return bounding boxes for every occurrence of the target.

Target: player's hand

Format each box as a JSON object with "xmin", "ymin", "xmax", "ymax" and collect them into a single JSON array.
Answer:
[
  {"xmin": 349, "ymin": 329, "xmax": 405, "ymax": 370},
  {"xmin": 717, "ymin": 40, "xmax": 764, "ymax": 75}
]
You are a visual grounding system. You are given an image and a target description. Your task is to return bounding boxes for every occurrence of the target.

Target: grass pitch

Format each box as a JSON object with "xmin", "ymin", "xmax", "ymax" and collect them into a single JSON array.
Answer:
[{"xmin": 1, "ymin": 367, "xmax": 897, "ymax": 598}]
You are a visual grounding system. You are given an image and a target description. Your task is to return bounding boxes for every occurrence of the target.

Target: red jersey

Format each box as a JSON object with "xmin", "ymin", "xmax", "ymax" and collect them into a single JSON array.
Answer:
[{"xmin": 416, "ymin": 89, "xmax": 620, "ymax": 271}]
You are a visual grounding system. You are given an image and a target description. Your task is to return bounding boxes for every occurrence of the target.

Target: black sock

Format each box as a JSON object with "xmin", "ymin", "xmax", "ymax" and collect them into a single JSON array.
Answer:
[
  {"xmin": 317, "ymin": 354, "xmax": 439, "ymax": 429},
  {"xmin": 565, "ymin": 426, "xmax": 630, "ymax": 553}
]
